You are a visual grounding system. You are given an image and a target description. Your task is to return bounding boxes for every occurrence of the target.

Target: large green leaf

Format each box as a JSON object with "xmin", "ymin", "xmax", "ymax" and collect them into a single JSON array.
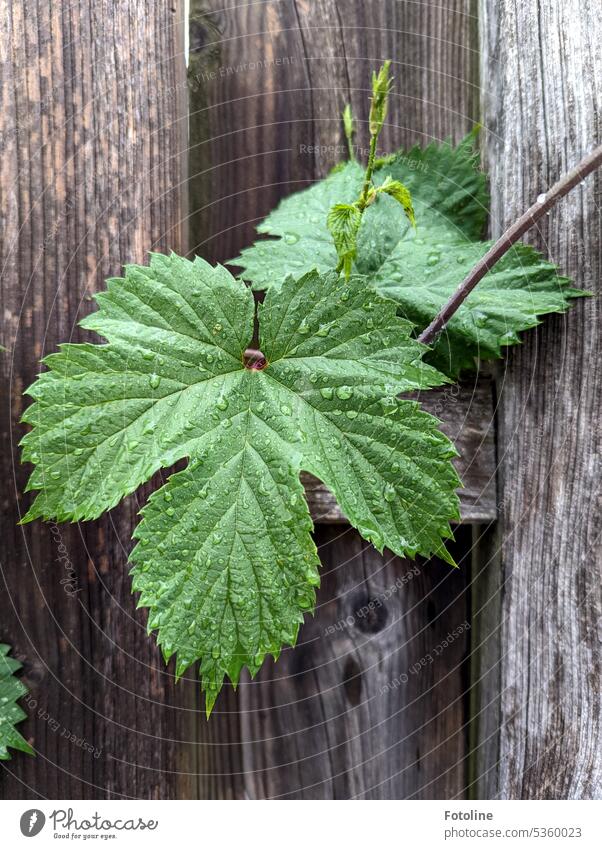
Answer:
[
  {"xmin": 22, "ymin": 254, "xmax": 460, "ymax": 712},
  {"xmin": 233, "ymin": 136, "xmax": 581, "ymax": 377},
  {"xmin": 0, "ymin": 644, "xmax": 34, "ymax": 761}
]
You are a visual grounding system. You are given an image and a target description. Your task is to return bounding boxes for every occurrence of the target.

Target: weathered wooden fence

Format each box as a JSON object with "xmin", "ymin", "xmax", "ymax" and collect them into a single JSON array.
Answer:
[{"xmin": 0, "ymin": 0, "xmax": 600, "ymax": 799}]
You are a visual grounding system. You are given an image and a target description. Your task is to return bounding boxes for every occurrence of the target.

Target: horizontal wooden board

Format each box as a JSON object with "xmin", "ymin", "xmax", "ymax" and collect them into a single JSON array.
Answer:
[{"xmin": 303, "ymin": 379, "xmax": 497, "ymax": 524}]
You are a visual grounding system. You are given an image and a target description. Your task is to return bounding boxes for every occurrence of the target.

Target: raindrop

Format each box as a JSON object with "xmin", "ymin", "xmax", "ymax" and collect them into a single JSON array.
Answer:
[
  {"xmin": 149, "ymin": 373, "xmax": 161, "ymax": 390},
  {"xmin": 336, "ymin": 386, "xmax": 353, "ymax": 400}
]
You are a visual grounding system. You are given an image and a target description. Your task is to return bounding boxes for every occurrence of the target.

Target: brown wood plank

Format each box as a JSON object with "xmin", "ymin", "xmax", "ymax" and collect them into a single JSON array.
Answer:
[
  {"xmin": 0, "ymin": 0, "xmax": 194, "ymax": 799},
  {"xmin": 305, "ymin": 380, "xmax": 497, "ymax": 524},
  {"xmin": 189, "ymin": 0, "xmax": 479, "ymax": 266},
  {"xmin": 476, "ymin": 0, "xmax": 602, "ymax": 798},
  {"xmin": 238, "ymin": 525, "xmax": 472, "ymax": 799},
  {"xmin": 190, "ymin": 0, "xmax": 481, "ymax": 799}
]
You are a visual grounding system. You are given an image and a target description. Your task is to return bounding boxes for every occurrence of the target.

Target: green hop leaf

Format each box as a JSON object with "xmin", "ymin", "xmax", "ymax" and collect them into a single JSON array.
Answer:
[
  {"xmin": 233, "ymin": 135, "xmax": 582, "ymax": 377},
  {"xmin": 0, "ymin": 644, "xmax": 34, "ymax": 761},
  {"xmin": 21, "ymin": 255, "xmax": 460, "ymax": 713},
  {"xmin": 327, "ymin": 202, "xmax": 362, "ymax": 277}
]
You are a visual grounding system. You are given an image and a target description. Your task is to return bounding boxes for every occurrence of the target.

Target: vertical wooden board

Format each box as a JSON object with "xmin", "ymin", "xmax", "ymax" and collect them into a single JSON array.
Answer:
[
  {"xmin": 189, "ymin": 0, "xmax": 479, "ymax": 266},
  {"xmin": 239, "ymin": 526, "xmax": 472, "ymax": 800},
  {"xmin": 188, "ymin": 0, "xmax": 481, "ymax": 799},
  {"xmin": 478, "ymin": 0, "xmax": 602, "ymax": 798},
  {"xmin": 0, "ymin": 0, "xmax": 195, "ymax": 798}
]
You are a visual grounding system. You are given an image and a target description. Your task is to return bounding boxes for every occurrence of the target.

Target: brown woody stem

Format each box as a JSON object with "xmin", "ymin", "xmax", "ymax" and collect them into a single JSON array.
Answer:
[{"xmin": 418, "ymin": 143, "xmax": 602, "ymax": 346}]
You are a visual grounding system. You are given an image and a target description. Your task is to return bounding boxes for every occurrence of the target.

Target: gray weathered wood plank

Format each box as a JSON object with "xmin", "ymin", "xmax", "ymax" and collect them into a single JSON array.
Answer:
[{"xmin": 476, "ymin": 0, "xmax": 602, "ymax": 799}]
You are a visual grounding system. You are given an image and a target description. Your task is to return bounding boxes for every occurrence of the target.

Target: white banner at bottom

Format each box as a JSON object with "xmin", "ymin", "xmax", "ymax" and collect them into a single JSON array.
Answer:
[{"xmin": 0, "ymin": 799, "xmax": 600, "ymax": 847}]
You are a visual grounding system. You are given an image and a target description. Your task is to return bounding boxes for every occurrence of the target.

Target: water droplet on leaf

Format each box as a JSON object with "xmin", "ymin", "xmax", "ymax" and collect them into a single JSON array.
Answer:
[{"xmin": 336, "ymin": 386, "xmax": 353, "ymax": 400}]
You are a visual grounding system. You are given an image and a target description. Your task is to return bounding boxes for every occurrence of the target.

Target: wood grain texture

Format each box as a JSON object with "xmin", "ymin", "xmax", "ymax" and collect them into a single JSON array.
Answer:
[
  {"xmin": 0, "ymin": 1, "xmax": 193, "ymax": 799},
  {"xmin": 189, "ymin": 0, "xmax": 481, "ymax": 799},
  {"xmin": 189, "ymin": 0, "xmax": 479, "ymax": 266},
  {"xmin": 477, "ymin": 0, "xmax": 602, "ymax": 798},
  {"xmin": 305, "ymin": 380, "xmax": 497, "ymax": 524},
  {"xmin": 238, "ymin": 525, "xmax": 472, "ymax": 799}
]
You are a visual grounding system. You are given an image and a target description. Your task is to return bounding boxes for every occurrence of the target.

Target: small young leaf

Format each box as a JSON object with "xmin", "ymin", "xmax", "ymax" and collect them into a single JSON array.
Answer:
[
  {"xmin": 0, "ymin": 644, "xmax": 34, "ymax": 761},
  {"xmin": 377, "ymin": 176, "xmax": 415, "ymax": 227},
  {"xmin": 326, "ymin": 202, "xmax": 362, "ymax": 277},
  {"xmin": 234, "ymin": 136, "xmax": 581, "ymax": 377},
  {"xmin": 21, "ymin": 255, "xmax": 460, "ymax": 712}
]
